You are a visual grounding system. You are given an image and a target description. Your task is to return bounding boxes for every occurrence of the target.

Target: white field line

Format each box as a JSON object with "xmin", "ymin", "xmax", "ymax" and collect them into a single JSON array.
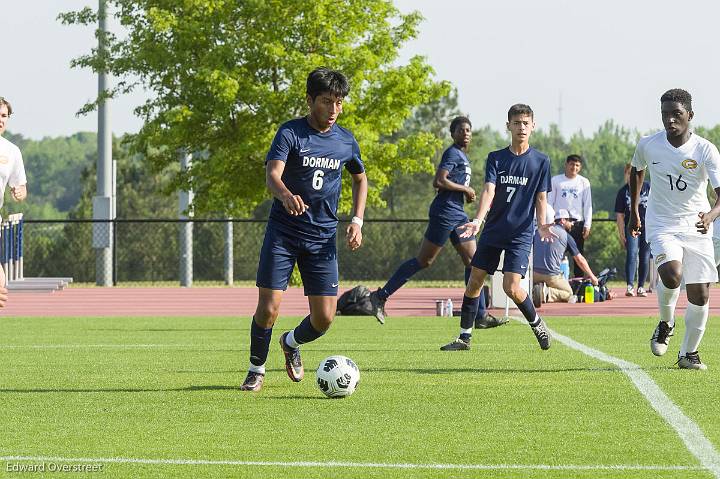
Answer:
[
  {"xmin": 520, "ymin": 317, "xmax": 720, "ymax": 478},
  {"xmin": 0, "ymin": 455, "xmax": 704, "ymax": 471}
]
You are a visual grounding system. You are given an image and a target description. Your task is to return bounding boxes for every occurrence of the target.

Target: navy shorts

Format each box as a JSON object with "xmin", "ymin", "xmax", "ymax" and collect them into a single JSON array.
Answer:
[
  {"xmin": 471, "ymin": 242, "xmax": 531, "ymax": 278},
  {"xmin": 424, "ymin": 214, "xmax": 475, "ymax": 247},
  {"xmin": 256, "ymin": 224, "xmax": 339, "ymax": 296}
]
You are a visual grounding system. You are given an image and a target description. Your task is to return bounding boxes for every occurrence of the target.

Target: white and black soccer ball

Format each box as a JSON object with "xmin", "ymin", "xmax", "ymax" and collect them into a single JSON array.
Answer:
[{"xmin": 316, "ymin": 355, "xmax": 360, "ymax": 398}]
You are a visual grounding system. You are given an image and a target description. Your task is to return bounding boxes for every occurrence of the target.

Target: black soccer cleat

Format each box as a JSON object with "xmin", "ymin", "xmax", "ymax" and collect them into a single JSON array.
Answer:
[
  {"xmin": 440, "ymin": 338, "xmax": 471, "ymax": 351},
  {"xmin": 676, "ymin": 351, "xmax": 707, "ymax": 370},
  {"xmin": 240, "ymin": 371, "xmax": 265, "ymax": 391},
  {"xmin": 279, "ymin": 332, "xmax": 304, "ymax": 382},
  {"xmin": 369, "ymin": 289, "xmax": 387, "ymax": 325},
  {"xmin": 531, "ymin": 319, "xmax": 551, "ymax": 350},
  {"xmin": 474, "ymin": 313, "xmax": 509, "ymax": 329}
]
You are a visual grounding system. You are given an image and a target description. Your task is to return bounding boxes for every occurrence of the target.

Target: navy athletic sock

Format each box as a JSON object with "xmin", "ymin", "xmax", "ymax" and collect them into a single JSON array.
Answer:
[
  {"xmin": 379, "ymin": 258, "xmax": 423, "ymax": 300},
  {"xmin": 516, "ymin": 295, "xmax": 541, "ymax": 327},
  {"xmin": 464, "ymin": 268, "xmax": 487, "ymax": 320},
  {"xmin": 249, "ymin": 317, "xmax": 273, "ymax": 367},
  {"xmin": 292, "ymin": 315, "xmax": 325, "ymax": 345},
  {"xmin": 460, "ymin": 295, "xmax": 480, "ymax": 331}
]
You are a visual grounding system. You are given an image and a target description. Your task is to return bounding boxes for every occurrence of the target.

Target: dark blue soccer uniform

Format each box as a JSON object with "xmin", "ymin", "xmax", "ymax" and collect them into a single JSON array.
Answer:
[
  {"xmin": 425, "ymin": 144, "xmax": 474, "ymax": 246},
  {"xmin": 257, "ymin": 118, "xmax": 365, "ymax": 296},
  {"xmin": 472, "ymin": 146, "xmax": 551, "ymax": 276}
]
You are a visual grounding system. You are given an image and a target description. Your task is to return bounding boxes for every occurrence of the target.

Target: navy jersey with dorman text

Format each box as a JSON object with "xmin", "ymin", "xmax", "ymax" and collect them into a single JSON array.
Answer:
[
  {"xmin": 480, "ymin": 147, "xmax": 551, "ymax": 248},
  {"xmin": 428, "ymin": 144, "xmax": 471, "ymax": 221},
  {"xmin": 266, "ymin": 118, "xmax": 365, "ymax": 241}
]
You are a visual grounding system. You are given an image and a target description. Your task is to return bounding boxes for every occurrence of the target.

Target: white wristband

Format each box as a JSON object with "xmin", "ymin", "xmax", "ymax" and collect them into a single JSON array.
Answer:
[
  {"xmin": 351, "ymin": 216, "xmax": 364, "ymax": 228},
  {"xmin": 472, "ymin": 218, "xmax": 482, "ymax": 227}
]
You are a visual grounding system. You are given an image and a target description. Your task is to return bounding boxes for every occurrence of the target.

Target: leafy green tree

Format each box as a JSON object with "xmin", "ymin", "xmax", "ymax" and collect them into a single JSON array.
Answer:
[{"xmin": 60, "ymin": 1, "xmax": 449, "ymax": 217}]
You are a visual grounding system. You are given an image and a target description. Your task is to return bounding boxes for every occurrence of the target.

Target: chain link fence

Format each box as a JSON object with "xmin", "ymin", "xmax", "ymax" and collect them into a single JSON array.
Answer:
[{"xmin": 22, "ymin": 218, "xmax": 621, "ymax": 286}]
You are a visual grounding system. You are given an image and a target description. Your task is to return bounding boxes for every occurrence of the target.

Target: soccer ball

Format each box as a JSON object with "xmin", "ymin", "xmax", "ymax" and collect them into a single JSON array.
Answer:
[{"xmin": 316, "ymin": 355, "xmax": 360, "ymax": 398}]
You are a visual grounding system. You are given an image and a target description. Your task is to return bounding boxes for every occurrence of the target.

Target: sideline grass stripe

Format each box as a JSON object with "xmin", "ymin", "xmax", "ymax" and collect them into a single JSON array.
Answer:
[
  {"xmin": 544, "ymin": 322, "xmax": 720, "ymax": 478},
  {"xmin": 0, "ymin": 344, "xmax": 197, "ymax": 349},
  {"xmin": 0, "ymin": 456, "xmax": 704, "ymax": 471}
]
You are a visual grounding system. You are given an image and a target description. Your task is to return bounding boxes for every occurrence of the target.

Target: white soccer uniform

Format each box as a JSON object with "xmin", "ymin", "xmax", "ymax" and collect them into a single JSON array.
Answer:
[
  {"xmin": 631, "ymin": 130, "xmax": 720, "ymax": 283},
  {"xmin": 0, "ymin": 135, "xmax": 27, "ymax": 210}
]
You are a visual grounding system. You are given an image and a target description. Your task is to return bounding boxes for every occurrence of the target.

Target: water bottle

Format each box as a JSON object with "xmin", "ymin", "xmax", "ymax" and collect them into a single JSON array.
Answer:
[
  {"xmin": 445, "ymin": 298, "xmax": 453, "ymax": 317},
  {"xmin": 584, "ymin": 282, "xmax": 594, "ymax": 304},
  {"xmin": 560, "ymin": 257, "xmax": 570, "ymax": 280}
]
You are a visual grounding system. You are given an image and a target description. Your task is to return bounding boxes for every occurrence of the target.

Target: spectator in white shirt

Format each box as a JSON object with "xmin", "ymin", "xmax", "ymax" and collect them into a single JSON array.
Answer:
[{"xmin": 549, "ymin": 154, "xmax": 592, "ymax": 277}]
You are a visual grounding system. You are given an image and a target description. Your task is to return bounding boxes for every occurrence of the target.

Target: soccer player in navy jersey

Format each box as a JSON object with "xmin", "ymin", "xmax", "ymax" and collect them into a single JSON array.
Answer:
[
  {"xmin": 240, "ymin": 68, "xmax": 368, "ymax": 391},
  {"xmin": 441, "ymin": 103, "xmax": 556, "ymax": 351},
  {"xmin": 368, "ymin": 117, "xmax": 506, "ymax": 329}
]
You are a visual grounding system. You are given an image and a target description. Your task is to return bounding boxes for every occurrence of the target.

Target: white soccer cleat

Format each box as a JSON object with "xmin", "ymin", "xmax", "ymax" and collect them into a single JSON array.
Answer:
[{"xmin": 650, "ymin": 321, "xmax": 673, "ymax": 356}]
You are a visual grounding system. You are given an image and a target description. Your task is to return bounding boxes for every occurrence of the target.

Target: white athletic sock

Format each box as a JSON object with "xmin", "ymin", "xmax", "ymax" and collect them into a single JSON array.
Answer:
[
  {"xmin": 249, "ymin": 363, "xmax": 265, "ymax": 375},
  {"xmin": 680, "ymin": 302, "xmax": 709, "ymax": 356},
  {"xmin": 285, "ymin": 330, "xmax": 301, "ymax": 349},
  {"xmin": 657, "ymin": 280, "xmax": 680, "ymax": 328},
  {"xmin": 460, "ymin": 327, "xmax": 473, "ymax": 336}
]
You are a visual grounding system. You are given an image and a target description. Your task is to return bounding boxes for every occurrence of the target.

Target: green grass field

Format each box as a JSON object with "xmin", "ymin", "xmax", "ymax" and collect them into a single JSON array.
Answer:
[{"xmin": 0, "ymin": 314, "xmax": 718, "ymax": 478}]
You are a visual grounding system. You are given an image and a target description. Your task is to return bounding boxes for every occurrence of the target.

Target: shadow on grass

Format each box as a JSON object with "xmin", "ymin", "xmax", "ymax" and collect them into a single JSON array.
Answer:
[
  {"xmin": 87, "ymin": 329, "xmax": 242, "ymax": 332},
  {"xmin": 0, "ymin": 384, "xmax": 244, "ymax": 393}
]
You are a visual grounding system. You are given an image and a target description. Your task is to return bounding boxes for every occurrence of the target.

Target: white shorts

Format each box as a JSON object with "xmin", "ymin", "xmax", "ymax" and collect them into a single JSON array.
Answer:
[{"xmin": 649, "ymin": 232, "xmax": 718, "ymax": 284}]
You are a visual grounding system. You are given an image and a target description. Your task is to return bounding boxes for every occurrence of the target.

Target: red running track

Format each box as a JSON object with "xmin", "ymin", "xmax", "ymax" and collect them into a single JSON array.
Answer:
[{"xmin": 4, "ymin": 286, "xmax": 720, "ymax": 318}]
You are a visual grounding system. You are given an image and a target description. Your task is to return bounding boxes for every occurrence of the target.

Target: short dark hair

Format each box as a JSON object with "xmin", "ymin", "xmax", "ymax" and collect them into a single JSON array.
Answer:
[
  {"xmin": 449, "ymin": 116, "xmax": 472, "ymax": 134},
  {"xmin": 566, "ymin": 154, "xmax": 583, "ymax": 165},
  {"xmin": 306, "ymin": 68, "xmax": 350, "ymax": 101},
  {"xmin": 507, "ymin": 103, "xmax": 533, "ymax": 121},
  {"xmin": 0, "ymin": 97, "xmax": 12, "ymax": 116},
  {"xmin": 660, "ymin": 88, "xmax": 692, "ymax": 112}
]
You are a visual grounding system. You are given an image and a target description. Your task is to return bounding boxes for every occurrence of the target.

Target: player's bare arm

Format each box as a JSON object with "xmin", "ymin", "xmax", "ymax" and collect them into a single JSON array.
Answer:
[
  {"xmin": 11, "ymin": 184, "xmax": 27, "ymax": 202},
  {"xmin": 628, "ymin": 166, "xmax": 644, "ymax": 237},
  {"xmin": 346, "ymin": 171, "xmax": 367, "ymax": 251},
  {"xmin": 266, "ymin": 159, "xmax": 307, "ymax": 216},
  {"xmin": 535, "ymin": 191, "xmax": 557, "ymax": 242},
  {"xmin": 433, "ymin": 168, "xmax": 475, "ymax": 203},
  {"xmin": 696, "ymin": 186, "xmax": 720, "ymax": 234},
  {"xmin": 459, "ymin": 182, "xmax": 495, "ymax": 238}
]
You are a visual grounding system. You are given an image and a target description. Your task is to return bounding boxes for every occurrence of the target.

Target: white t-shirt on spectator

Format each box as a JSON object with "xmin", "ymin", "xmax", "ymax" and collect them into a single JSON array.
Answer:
[
  {"xmin": 0, "ymin": 135, "xmax": 27, "ymax": 210},
  {"xmin": 548, "ymin": 174, "xmax": 593, "ymax": 228}
]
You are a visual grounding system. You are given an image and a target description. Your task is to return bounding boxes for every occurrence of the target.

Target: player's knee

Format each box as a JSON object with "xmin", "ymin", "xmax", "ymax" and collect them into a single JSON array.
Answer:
[
  {"xmin": 687, "ymin": 287, "xmax": 710, "ymax": 306},
  {"xmin": 503, "ymin": 284, "xmax": 523, "ymax": 302},
  {"xmin": 254, "ymin": 303, "xmax": 280, "ymax": 327}
]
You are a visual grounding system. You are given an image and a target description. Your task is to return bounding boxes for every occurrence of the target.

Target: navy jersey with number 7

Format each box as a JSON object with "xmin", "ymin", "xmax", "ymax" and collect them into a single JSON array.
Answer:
[
  {"xmin": 480, "ymin": 146, "xmax": 551, "ymax": 248},
  {"xmin": 266, "ymin": 117, "xmax": 365, "ymax": 241}
]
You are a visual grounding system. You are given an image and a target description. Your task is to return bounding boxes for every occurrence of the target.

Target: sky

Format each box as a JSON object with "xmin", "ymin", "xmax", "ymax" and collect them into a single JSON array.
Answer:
[{"xmin": 4, "ymin": 0, "xmax": 720, "ymax": 139}]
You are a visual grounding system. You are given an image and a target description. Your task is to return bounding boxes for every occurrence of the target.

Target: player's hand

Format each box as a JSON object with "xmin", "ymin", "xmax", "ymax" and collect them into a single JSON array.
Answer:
[
  {"xmin": 538, "ymin": 223, "xmax": 559, "ymax": 242},
  {"xmin": 628, "ymin": 213, "xmax": 642, "ymax": 238},
  {"xmin": 464, "ymin": 187, "xmax": 476, "ymax": 203},
  {"xmin": 582, "ymin": 227, "xmax": 590, "ymax": 240},
  {"xmin": 281, "ymin": 193, "xmax": 307, "ymax": 216},
  {"xmin": 346, "ymin": 223, "xmax": 362, "ymax": 251},
  {"xmin": 458, "ymin": 220, "xmax": 481, "ymax": 238},
  {"xmin": 0, "ymin": 286, "xmax": 7, "ymax": 308},
  {"xmin": 589, "ymin": 275, "xmax": 599, "ymax": 286},
  {"xmin": 696, "ymin": 211, "xmax": 716, "ymax": 234},
  {"xmin": 11, "ymin": 184, "xmax": 26, "ymax": 202}
]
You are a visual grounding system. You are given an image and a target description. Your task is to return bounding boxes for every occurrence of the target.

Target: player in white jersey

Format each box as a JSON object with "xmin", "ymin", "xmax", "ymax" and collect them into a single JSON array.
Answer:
[
  {"xmin": 0, "ymin": 97, "xmax": 28, "ymax": 307},
  {"xmin": 630, "ymin": 89, "xmax": 720, "ymax": 370}
]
